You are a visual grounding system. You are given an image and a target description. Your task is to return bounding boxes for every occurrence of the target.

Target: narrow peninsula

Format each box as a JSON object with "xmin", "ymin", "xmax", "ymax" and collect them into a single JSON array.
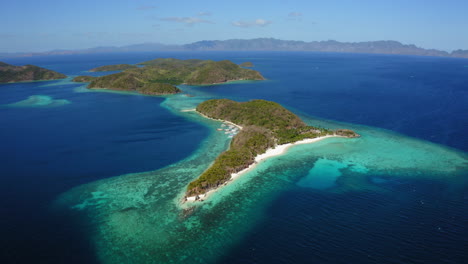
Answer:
[
  {"xmin": 186, "ymin": 99, "xmax": 359, "ymax": 200},
  {"xmin": 0, "ymin": 61, "xmax": 66, "ymax": 83},
  {"xmin": 73, "ymin": 58, "xmax": 265, "ymax": 95}
]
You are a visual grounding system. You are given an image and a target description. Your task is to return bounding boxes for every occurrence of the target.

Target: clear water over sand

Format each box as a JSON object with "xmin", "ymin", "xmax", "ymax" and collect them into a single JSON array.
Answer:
[
  {"xmin": 5, "ymin": 95, "xmax": 70, "ymax": 107},
  {"xmin": 55, "ymin": 87, "xmax": 467, "ymax": 263},
  {"xmin": 1, "ymin": 52, "xmax": 466, "ymax": 264}
]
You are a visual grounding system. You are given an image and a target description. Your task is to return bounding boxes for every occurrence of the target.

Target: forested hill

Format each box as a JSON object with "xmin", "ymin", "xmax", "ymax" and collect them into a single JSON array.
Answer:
[
  {"xmin": 0, "ymin": 62, "xmax": 66, "ymax": 83},
  {"xmin": 73, "ymin": 59, "xmax": 264, "ymax": 95},
  {"xmin": 186, "ymin": 99, "xmax": 359, "ymax": 197}
]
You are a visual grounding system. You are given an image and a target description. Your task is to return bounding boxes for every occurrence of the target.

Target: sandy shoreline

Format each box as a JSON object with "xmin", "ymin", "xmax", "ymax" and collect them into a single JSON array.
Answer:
[
  {"xmin": 181, "ymin": 109, "xmax": 243, "ymax": 129},
  {"xmin": 232, "ymin": 135, "xmax": 336, "ymax": 181},
  {"xmin": 185, "ymin": 132, "xmax": 337, "ymax": 202},
  {"xmin": 180, "ymin": 108, "xmax": 196, "ymax": 112}
]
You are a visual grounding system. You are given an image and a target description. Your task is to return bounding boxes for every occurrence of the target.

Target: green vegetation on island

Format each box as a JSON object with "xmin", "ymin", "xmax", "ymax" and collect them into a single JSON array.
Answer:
[
  {"xmin": 74, "ymin": 58, "xmax": 265, "ymax": 95},
  {"xmin": 0, "ymin": 61, "xmax": 66, "ymax": 83},
  {"xmin": 186, "ymin": 99, "xmax": 359, "ymax": 197},
  {"xmin": 137, "ymin": 58, "xmax": 265, "ymax": 85},
  {"xmin": 72, "ymin": 75, "xmax": 96, "ymax": 82},
  {"xmin": 335, "ymin": 129, "xmax": 359, "ymax": 137},
  {"xmin": 239, "ymin": 62, "xmax": 254, "ymax": 67},
  {"xmin": 86, "ymin": 70, "xmax": 182, "ymax": 95},
  {"xmin": 89, "ymin": 64, "xmax": 138, "ymax": 72}
]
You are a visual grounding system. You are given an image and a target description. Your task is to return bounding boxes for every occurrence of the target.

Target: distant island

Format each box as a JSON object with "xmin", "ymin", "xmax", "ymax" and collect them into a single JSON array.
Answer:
[
  {"xmin": 0, "ymin": 61, "xmax": 66, "ymax": 83},
  {"xmin": 89, "ymin": 64, "xmax": 137, "ymax": 72},
  {"xmin": 183, "ymin": 38, "xmax": 461, "ymax": 58},
  {"xmin": 451, "ymin": 49, "xmax": 468, "ymax": 58},
  {"xmin": 136, "ymin": 58, "xmax": 264, "ymax": 85},
  {"xmin": 186, "ymin": 99, "xmax": 359, "ymax": 199},
  {"xmin": 73, "ymin": 58, "xmax": 264, "ymax": 95},
  {"xmin": 3, "ymin": 38, "xmax": 468, "ymax": 59}
]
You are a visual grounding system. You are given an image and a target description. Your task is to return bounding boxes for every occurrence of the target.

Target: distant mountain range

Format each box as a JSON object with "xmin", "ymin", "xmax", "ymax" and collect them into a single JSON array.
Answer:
[{"xmin": 1, "ymin": 38, "xmax": 468, "ymax": 59}]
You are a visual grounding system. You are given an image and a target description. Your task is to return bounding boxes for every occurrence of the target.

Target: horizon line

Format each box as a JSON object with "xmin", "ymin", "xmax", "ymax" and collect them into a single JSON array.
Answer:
[{"xmin": 2, "ymin": 37, "xmax": 467, "ymax": 55}]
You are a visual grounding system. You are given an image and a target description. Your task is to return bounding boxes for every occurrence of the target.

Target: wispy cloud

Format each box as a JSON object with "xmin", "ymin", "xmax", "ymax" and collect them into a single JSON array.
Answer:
[
  {"xmin": 232, "ymin": 19, "xmax": 272, "ymax": 28},
  {"xmin": 146, "ymin": 15, "xmax": 158, "ymax": 20},
  {"xmin": 288, "ymin": 12, "xmax": 302, "ymax": 17},
  {"xmin": 288, "ymin": 12, "xmax": 303, "ymax": 21},
  {"xmin": 160, "ymin": 17, "xmax": 214, "ymax": 26},
  {"xmin": 197, "ymin": 11, "xmax": 212, "ymax": 16},
  {"xmin": 137, "ymin": 5, "xmax": 157, "ymax": 10}
]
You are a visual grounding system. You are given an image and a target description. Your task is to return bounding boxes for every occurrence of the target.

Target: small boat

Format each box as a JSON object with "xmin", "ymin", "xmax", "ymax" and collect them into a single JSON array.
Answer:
[{"xmin": 217, "ymin": 128, "xmax": 223, "ymax": 131}]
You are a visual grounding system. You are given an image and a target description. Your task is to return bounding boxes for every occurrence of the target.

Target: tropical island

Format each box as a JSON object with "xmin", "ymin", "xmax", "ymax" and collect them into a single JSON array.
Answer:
[
  {"xmin": 186, "ymin": 99, "xmax": 359, "ymax": 199},
  {"xmin": 72, "ymin": 58, "xmax": 357, "ymax": 200},
  {"xmin": 0, "ymin": 61, "xmax": 66, "ymax": 83},
  {"xmin": 73, "ymin": 58, "xmax": 264, "ymax": 95},
  {"xmin": 89, "ymin": 64, "xmax": 137, "ymax": 72}
]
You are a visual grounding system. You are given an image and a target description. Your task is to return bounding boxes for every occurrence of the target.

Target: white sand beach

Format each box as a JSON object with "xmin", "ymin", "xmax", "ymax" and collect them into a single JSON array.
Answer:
[{"xmin": 185, "ymin": 133, "xmax": 337, "ymax": 202}]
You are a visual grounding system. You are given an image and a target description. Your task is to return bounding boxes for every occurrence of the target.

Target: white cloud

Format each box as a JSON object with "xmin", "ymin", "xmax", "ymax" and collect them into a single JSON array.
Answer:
[
  {"xmin": 232, "ymin": 21, "xmax": 250, "ymax": 27},
  {"xmin": 255, "ymin": 19, "xmax": 271, "ymax": 26},
  {"xmin": 288, "ymin": 12, "xmax": 303, "ymax": 21},
  {"xmin": 197, "ymin": 11, "xmax": 212, "ymax": 16},
  {"xmin": 160, "ymin": 17, "xmax": 214, "ymax": 26},
  {"xmin": 288, "ymin": 12, "xmax": 302, "ymax": 17},
  {"xmin": 232, "ymin": 19, "xmax": 272, "ymax": 28}
]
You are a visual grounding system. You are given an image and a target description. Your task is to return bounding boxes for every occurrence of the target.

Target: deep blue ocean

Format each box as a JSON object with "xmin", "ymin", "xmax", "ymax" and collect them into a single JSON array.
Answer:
[{"xmin": 0, "ymin": 52, "xmax": 467, "ymax": 264}]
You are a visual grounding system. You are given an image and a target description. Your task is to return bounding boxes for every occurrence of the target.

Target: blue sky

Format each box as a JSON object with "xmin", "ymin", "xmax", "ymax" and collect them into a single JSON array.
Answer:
[{"xmin": 1, "ymin": 0, "xmax": 467, "ymax": 52}]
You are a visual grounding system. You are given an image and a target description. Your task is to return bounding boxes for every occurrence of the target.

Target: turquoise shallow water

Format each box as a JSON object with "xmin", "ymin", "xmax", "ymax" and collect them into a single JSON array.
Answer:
[
  {"xmin": 5, "ymin": 95, "xmax": 70, "ymax": 107},
  {"xmin": 55, "ymin": 85, "xmax": 467, "ymax": 263},
  {"xmin": 2, "ymin": 52, "xmax": 467, "ymax": 263},
  {"xmin": 297, "ymin": 158, "xmax": 350, "ymax": 189}
]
